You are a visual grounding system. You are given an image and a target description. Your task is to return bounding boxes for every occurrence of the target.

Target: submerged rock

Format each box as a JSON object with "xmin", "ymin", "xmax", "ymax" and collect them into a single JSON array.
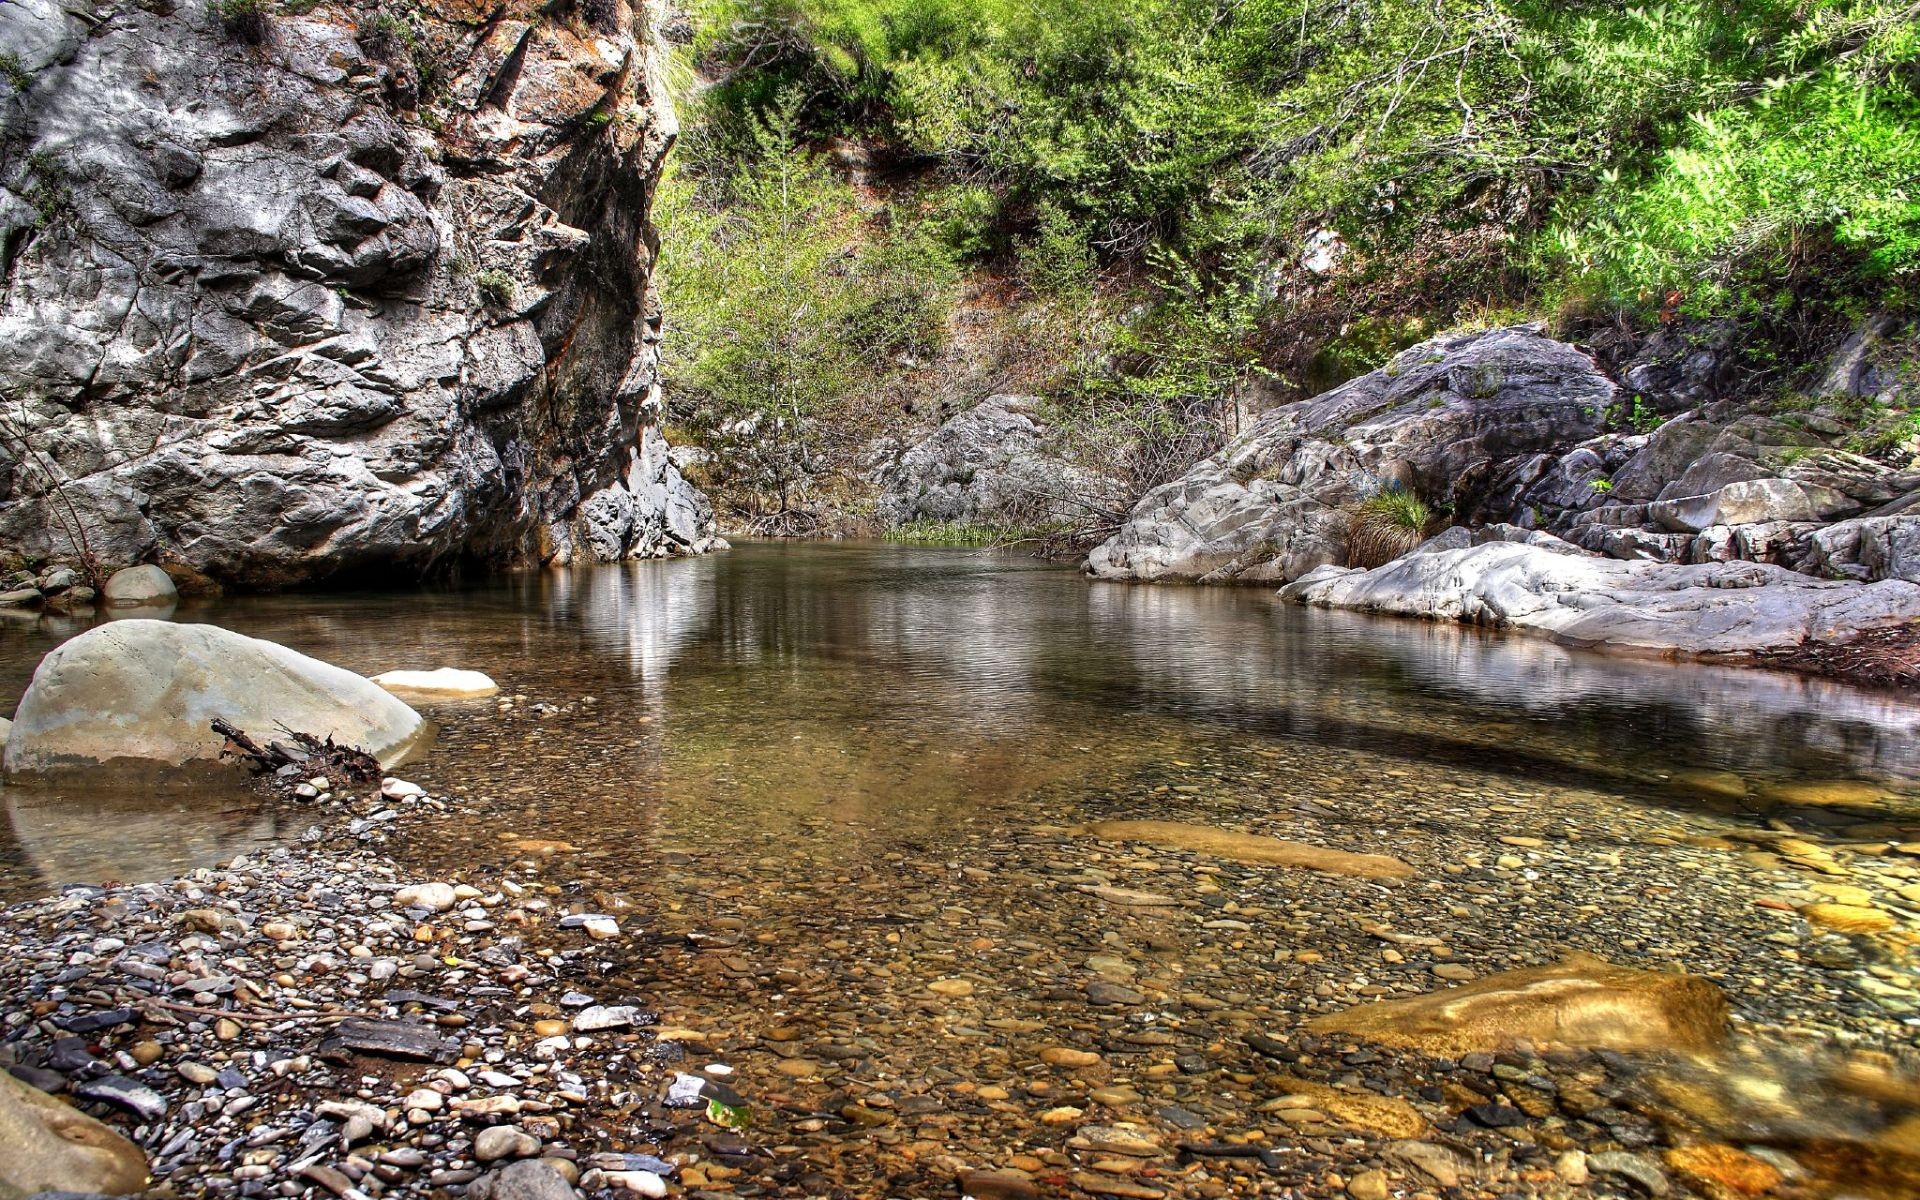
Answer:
[
  {"xmin": 1306, "ymin": 952, "xmax": 1729, "ymax": 1054},
  {"xmin": 1081, "ymin": 819, "xmax": 1416, "ymax": 880},
  {"xmin": 0, "ymin": 1070, "xmax": 148, "ymax": 1197},
  {"xmin": 372, "ymin": 668, "xmax": 502, "ymax": 700},
  {"xmin": 3, "ymin": 620, "xmax": 425, "ymax": 784}
]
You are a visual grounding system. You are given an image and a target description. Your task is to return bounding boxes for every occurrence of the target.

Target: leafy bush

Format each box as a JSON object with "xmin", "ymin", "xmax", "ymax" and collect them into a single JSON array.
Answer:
[
  {"xmin": 1347, "ymin": 487, "xmax": 1435, "ymax": 569},
  {"xmin": 656, "ymin": 90, "xmax": 959, "ymax": 525},
  {"xmin": 0, "ymin": 52, "xmax": 31, "ymax": 93}
]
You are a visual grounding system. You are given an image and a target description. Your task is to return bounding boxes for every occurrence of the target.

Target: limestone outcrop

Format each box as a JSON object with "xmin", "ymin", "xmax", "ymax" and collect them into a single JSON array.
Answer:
[
  {"xmin": 0, "ymin": 0, "xmax": 717, "ymax": 587},
  {"xmin": 3, "ymin": 619, "xmax": 426, "ymax": 783},
  {"xmin": 1086, "ymin": 326, "xmax": 1621, "ymax": 583},
  {"xmin": 1086, "ymin": 318, "xmax": 1920, "ymax": 590},
  {"xmin": 870, "ymin": 394, "xmax": 1126, "ymax": 532},
  {"xmin": 1279, "ymin": 534, "xmax": 1920, "ymax": 662}
]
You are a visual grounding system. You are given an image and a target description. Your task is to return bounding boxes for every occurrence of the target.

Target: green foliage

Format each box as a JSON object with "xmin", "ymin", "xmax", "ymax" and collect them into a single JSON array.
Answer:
[
  {"xmin": 0, "ymin": 52, "xmax": 31, "ymax": 93},
  {"xmin": 213, "ymin": 0, "xmax": 272, "ymax": 43},
  {"xmin": 657, "ymin": 89, "xmax": 959, "ymax": 524},
  {"xmin": 473, "ymin": 269, "xmax": 517, "ymax": 306},
  {"xmin": 885, "ymin": 519, "xmax": 1028, "ymax": 546},
  {"xmin": 1347, "ymin": 486, "xmax": 1435, "ymax": 568},
  {"xmin": 671, "ymin": 0, "xmax": 1920, "ymax": 526},
  {"xmin": 23, "ymin": 151, "xmax": 70, "ymax": 229}
]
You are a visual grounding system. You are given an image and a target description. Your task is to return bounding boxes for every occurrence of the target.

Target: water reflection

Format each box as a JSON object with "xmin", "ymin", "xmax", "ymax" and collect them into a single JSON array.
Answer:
[{"xmin": 2, "ymin": 541, "xmax": 1919, "ymax": 898}]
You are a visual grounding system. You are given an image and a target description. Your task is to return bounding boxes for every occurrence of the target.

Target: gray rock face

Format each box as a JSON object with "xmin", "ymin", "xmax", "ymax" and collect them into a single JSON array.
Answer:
[
  {"xmin": 1280, "ymin": 541, "xmax": 1920, "ymax": 661},
  {"xmin": 0, "ymin": 0, "xmax": 717, "ymax": 587},
  {"xmin": 1086, "ymin": 326, "xmax": 1619, "ymax": 582},
  {"xmin": 3, "ymin": 619, "xmax": 426, "ymax": 784},
  {"xmin": 872, "ymin": 395, "xmax": 1124, "ymax": 530}
]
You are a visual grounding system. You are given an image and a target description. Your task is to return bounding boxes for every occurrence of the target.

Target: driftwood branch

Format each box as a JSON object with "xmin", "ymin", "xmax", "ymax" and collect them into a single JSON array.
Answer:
[{"xmin": 213, "ymin": 718, "xmax": 383, "ymax": 795}]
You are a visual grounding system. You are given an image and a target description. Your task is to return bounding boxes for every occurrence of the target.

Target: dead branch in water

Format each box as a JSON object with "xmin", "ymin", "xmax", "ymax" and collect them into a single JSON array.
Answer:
[{"xmin": 213, "ymin": 718, "xmax": 382, "ymax": 795}]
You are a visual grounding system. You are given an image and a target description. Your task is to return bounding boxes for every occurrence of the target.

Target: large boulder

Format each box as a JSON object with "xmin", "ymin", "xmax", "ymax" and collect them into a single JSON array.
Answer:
[
  {"xmin": 0, "ymin": 1070, "xmax": 148, "ymax": 1198},
  {"xmin": 1086, "ymin": 326, "xmax": 1620, "ymax": 583},
  {"xmin": 3, "ymin": 620, "xmax": 425, "ymax": 784},
  {"xmin": 871, "ymin": 395, "xmax": 1126, "ymax": 531},
  {"xmin": 1280, "ymin": 538, "xmax": 1920, "ymax": 660},
  {"xmin": 0, "ymin": 0, "xmax": 716, "ymax": 586}
]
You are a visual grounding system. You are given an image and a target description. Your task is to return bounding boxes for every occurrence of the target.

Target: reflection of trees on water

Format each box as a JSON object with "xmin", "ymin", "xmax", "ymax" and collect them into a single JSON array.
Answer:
[{"xmin": 6, "ymin": 543, "xmax": 1920, "ymax": 896}]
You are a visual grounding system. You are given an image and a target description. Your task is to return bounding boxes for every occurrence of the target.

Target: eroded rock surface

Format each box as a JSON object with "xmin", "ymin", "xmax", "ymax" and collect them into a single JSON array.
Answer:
[
  {"xmin": 871, "ymin": 394, "xmax": 1125, "ymax": 531},
  {"xmin": 3, "ymin": 619, "xmax": 424, "ymax": 783},
  {"xmin": 1085, "ymin": 326, "xmax": 1619, "ymax": 582},
  {"xmin": 0, "ymin": 0, "xmax": 716, "ymax": 586},
  {"xmin": 1279, "ymin": 537, "xmax": 1920, "ymax": 662}
]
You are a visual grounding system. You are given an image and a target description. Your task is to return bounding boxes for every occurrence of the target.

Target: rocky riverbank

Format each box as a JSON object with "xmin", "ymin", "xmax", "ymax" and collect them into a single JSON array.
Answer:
[
  {"xmin": 6, "ymin": 567, "xmax": 1920, "ymax": 1199},
  {"xmin": 0, "ymin": 774, "xmax": 703, "ymax": 1200}
]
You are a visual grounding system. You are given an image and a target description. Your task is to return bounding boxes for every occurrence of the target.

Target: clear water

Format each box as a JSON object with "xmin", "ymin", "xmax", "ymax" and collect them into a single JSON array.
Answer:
[
  {"xmin": 3, "ymin": 541, "xmax": 1916, "ymax": 899},
  {"xmin": 3, "ymin": 543, "xmax": 1918, "ymax": 1195}
]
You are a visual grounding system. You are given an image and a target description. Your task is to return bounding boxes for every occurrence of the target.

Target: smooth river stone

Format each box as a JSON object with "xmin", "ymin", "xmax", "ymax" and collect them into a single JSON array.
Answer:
[
  {"xmin": 1081, "ymin": 820, "xmax": 1416, "ymax": 880},
  {"xmin": 0, "ymin": 1070, "xmax": 149, "ymax": 1197},
  {"xmin": 371, "ymin": 668, "xmax": 501, "ymax": 700},
  {"xmin": 1306, "ymin": 951, "xmax": 1728, "ymax": 1054}
]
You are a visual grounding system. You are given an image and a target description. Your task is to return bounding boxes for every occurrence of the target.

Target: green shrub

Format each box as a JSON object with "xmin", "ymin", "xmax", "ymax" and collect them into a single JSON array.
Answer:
[
  {"xmin": 1347, "ymin": 487, "xmax": 1434, "ymax": 569},
  {"xmin": 473, "ymin": 269, "xmax": 517, "ymax": 306},
  {"xmin": 0, "ymin": 52, "xmax": 30, "ymax": 93}
]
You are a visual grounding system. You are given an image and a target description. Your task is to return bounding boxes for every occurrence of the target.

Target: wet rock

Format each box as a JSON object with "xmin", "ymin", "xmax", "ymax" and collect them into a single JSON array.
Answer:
[
  {"xmin": 0, "ymin": 1071, "xmax": 148, "ymax": 1196},
  {"xmin": 1662, "ymin": 1144, "xmax": 1782, "ymax": 1198},
  {"xmin": 372, "ymin": 669, "xmax": 502, "ymax": 700},
  {"xmin": 470, "ymin": 1159, "xmax": 580, "ymax": 1200},
  {"xmin": 3, "ymin": 621, "xmax": 425, "ymax": 783},
  {"xmin": 101, "ymin": 566, "xmax": 177, "ymax": 609},
  {"xmin": 1384, "ymin": 1140, "xmax": 1470, "ymax": 1187},
  {"xmin": 1589, "ymin": 1150, "xmax": 1671, "ymax": 1196},
  {"xmin": 70, "ymin": 1076, "xmax": 167, "ymax": 1120},
  {"xmin": 958, "ymin": 1168, "xmax": 1043, "ymax": 1200},
  {"xmin": 1309, "ymin": 951, "xmax": 1728, "ymax": 1053},
  {"xmin": 318, "ymin": 1019, "xmax": 452, "ymax": 1063},
  {"xmin": 1081, "ymin": 820, "xmax": 1416, "ymax": 880},
  {"xmin": 571, "ymin": 1005, "xmax": 641, "ymax": 1032},
  {"xmin": 474, "ymin": 1125, "xmax": 541, "ymax": 1162},
  {"xmin": 394, "ymin": 882, "xmax": 457, "ymax": 913},
  {"xmin": 1801, "ymin": 902, "xmax": 1895, "ymax": 933}
]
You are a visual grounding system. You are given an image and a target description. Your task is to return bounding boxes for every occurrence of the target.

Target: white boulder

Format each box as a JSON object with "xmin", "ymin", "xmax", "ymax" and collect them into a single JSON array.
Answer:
[
  {"xmin": 3, "ymin": 620, "xmax": 426, "ymax": 784},
  {"xmin": 102, "ymin": 564, "xmax": 178, "ymax": 607},
  {"xmin": 371, "ymin": 668, "xmax": 501, "ymax": 699},
  {"xmin": 1281, "ymin": 540, "xmax": 1920, "ymax": 659}
]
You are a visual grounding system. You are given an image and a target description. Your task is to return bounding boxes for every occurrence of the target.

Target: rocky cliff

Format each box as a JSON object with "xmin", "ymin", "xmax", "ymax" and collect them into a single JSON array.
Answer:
[
  {"xmin": 1088, "ymin": 322, "xmax": 1920, "ymax": 587},
  {"xmin": 0, "ymin": 0, "xmax": 717, "ymax": 588}
]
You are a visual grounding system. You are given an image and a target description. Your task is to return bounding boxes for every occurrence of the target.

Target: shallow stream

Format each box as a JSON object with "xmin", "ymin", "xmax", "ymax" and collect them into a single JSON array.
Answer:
[{"xmin": 3, "ymin": 543, "xmax": 1918, "ymax": 1197}]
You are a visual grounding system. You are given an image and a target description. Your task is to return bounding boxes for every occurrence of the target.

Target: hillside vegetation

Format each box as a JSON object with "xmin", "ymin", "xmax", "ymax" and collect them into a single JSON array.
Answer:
[{"xmin": 657, "ymin": 0, "xmax": 1920, "ymax": 534}]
